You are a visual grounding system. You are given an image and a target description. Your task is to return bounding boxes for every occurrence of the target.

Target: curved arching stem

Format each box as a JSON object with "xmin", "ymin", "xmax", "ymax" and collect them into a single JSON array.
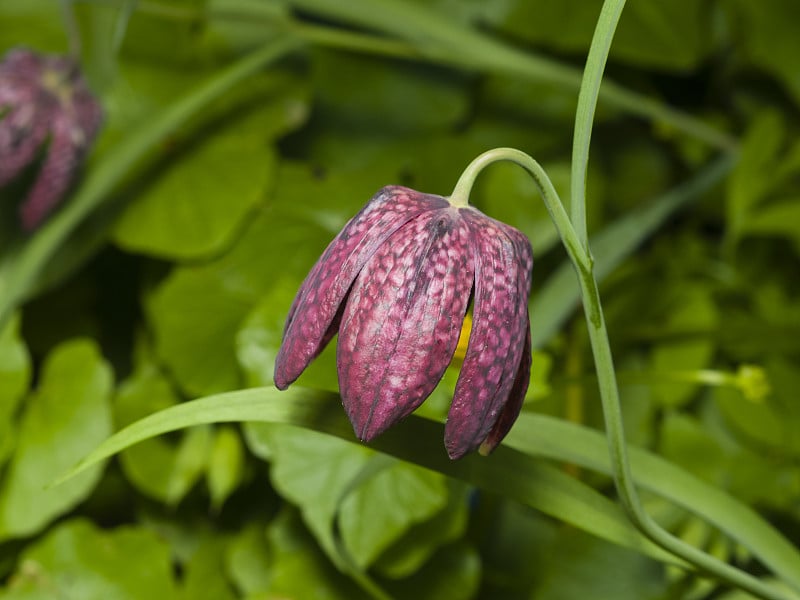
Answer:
[{"xmin": 449, "ymin": 147, "xmax": 792, "ymax": 600}]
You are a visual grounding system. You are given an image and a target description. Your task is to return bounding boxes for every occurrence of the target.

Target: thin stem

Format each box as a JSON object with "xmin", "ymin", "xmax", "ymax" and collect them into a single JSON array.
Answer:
[
  {"xmin": 449, "ymin": 148, "xmax": 590, "ymax": 270},
  {"xmin": 571, "ymin": 0, "xmax": 626, "ymax": 248},
  {"xmin": 577, "ymin": 275, "xmax": 791, "ymax": 600},
  {"xmin": 450, "ymin": 146, "xmax": 792, "ymax": 600}
]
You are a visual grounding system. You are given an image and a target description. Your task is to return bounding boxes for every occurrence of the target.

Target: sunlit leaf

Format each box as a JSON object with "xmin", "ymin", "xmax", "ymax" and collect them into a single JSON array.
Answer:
[
  {"xmin": 0, "ymin": 519, "xmax": 178, "ymax": 599},
  {"xmin": 0, "ymin": 340, "xmax": 112, "ymax": 541}
]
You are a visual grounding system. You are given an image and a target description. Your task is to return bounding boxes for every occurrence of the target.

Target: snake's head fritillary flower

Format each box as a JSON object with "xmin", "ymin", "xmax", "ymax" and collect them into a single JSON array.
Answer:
[
  {"xmin": 0, "ymin": 48, "xmax": 103, "ymax": 230},
  {"xmin": 274, "ymin": 185, "xmax": 533, "ymax": 459}
]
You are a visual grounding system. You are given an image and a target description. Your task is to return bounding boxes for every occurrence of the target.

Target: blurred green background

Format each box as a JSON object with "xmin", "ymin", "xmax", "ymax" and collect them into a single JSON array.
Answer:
[{"xmin": 1, "ymin": 1, "xmax": 799, "ymax": 598}]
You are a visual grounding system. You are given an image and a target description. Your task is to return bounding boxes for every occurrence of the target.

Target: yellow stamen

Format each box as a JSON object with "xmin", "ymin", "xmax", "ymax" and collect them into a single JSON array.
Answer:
[{"xmin": 452, "ymin": 313, "xmax": 473, "ymax": 364}]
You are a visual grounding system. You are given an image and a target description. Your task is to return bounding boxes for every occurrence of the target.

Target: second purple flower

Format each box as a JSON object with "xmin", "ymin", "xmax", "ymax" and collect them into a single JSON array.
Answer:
[
  {"xmin": 0, "ymin": 48, "xmax": 103, "ymax": 230},
  {"xmin": 274, "ymin": 185, "xmax": 533, "ymax": 459}
]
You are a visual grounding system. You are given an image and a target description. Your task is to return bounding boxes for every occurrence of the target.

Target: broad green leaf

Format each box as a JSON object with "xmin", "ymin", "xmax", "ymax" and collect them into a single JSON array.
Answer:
[
  {"xmin": 225, "ymin": 522, "xmax": 273, "ymax": 597},
  {"xmin": 0, "ymin": 339, "xmax": 112, "ymax": 540},
  {"xmin": 0, "ymin": 313, "xmax": 30, "ymax": 467},
  {"xmin": 265, "ymin": 509, "xmax": 368, "ymax": 600},
  {"xmin": 207, "ymin": 425, "xmax": 246, "ymax": 511},
  {"xmin": 374, "ymin": 481, "xmax": 469, "ymax": 578},
  {"xmin": 112, "ymin": 73, "xmax": 309, "ymax": 260},
  {"xmin": 249, "ymin": 424, "xmax": 371, "ymax": 564},
  {"xmin": 0, "ymin": 519, "xmax": 177, "ymax": 600},
  {"xmin": 111, "ymin": 128, "xmax": 276, "ymax": 260},
  {"xmin": 147, "ymin": 155, "xmax": 399, "ymax": 397},
  {"xmin": 339, "ymin": 458, "xmax": 449, "ymax": 569}
]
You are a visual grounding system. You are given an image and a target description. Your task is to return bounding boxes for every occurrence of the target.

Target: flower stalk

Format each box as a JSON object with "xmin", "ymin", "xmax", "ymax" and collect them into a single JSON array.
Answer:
[{"xmin": 449, "ymin": 145, "xmax": 789, "ymax": 599}]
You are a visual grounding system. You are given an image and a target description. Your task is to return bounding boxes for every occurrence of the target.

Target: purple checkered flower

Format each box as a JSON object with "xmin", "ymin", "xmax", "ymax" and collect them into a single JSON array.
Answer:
[
  {"xmin": 274, "ymin": 185, "xmax": 533, "ymax": 459},
  {"xmin": 0, "ymin": 48, "xmax": 103, "ymax": 230}
]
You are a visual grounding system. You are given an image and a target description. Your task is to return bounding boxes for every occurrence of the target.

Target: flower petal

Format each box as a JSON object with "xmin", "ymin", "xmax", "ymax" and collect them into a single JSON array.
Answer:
[
  {"xmin": 337, "ymin": 207, "xmax": 474, "ymax": 441},
  {"xmin": 0, "ymin": 105, "xmax": 48, "ymax": 186},
  {"xmin": 445, "ymin": 209, "xmax": 533, "ymax": 459},
  {"xmin": 274, "ymin": 186, "xmax": 446, "ymax": 389},
  {"xmin": 478, "ymin": 314, "xmax": 531, "ymax": 456},
  {"xmin": 19, "ymin": 119, "xmax": 79, "ymax": 230}
]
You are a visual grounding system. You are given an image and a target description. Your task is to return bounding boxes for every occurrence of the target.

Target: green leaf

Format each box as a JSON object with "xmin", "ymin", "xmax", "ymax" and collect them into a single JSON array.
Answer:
[
  {"xmin": 62, "ymin": 386, "xmax": 798, "ymax": 593},
  {"xmin": 207, "ymin": 425, "xmax": 245, "ymax": 511},
  {"xmin": 111, "ymin": 127, "xmax": 276, "ymax": 260},
  {"xmin": 265, "ymin": 508, "xmax": 368, "ymax": 600},
  {"xmin": 0, "ymin": 339, "xmax": 112, "ymax": 541},
  {"xmin": 147, "ymin": 155, "xmax": 395, "ymax": 397},
  {"xmin": 374, "ymin": 481, "xmax": 469, "ymax": 578},
  {"xmin": 0, "ymin": 313, "xmax": 30, "ymax": 467},
  {"xmin": 115, "ymin": 352, "xmax": 209, "ymax": 504},
  {"xmin": 246, "ymin": 424, "xmax": 371, "ymax": 565},
  {"xmin": 339, "ymin": 458, "xmax": 449, "ymax": 569},
  {"xmin": 225, "ymin": 522, "xmax": 273, "ymax": 597},
  {"xmin": 0, "ymin": 519, "xmax": 178, "ymax": 600},
  {"xmin": 111, "ymin": 73, "xmax": 308, "ymax": 260}
]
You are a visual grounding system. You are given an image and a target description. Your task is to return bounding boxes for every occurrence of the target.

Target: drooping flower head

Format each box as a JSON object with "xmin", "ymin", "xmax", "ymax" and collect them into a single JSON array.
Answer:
[
  {"xmin": 0, "ymin": 48, "xmax": 103, "ymax": 230},
  {"xmin": 275, "ymin": 185, "xmax": 533, "ymax": 459}
]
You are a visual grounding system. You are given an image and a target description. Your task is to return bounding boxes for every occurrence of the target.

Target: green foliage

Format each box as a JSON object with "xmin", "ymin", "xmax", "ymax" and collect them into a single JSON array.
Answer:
[{"xmin": 1, "ymin": 0, "xmax": 800, "ymax": 598}]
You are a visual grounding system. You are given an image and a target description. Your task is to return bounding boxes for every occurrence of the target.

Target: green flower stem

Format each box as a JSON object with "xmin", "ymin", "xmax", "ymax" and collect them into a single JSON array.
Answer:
[
  {"xmin": 571, "ymin": 0, "xmax": 627, "ymax": 249},
  {"xmin": 0, "ymin": 36, "xmax": 302, "ymax": 330},
  {"xmin": 450, "ymin": 147, "xmax": 792, "ymax": 600},
  {"xmin": 450, "ymin": 148, "xmax": 588, "ymax": 267}
]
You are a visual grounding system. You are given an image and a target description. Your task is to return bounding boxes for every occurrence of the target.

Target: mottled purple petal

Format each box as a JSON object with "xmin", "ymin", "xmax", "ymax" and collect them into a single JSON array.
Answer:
[
  {"xmin": 478, "ymin": 314, "xmax": 531, "ymax": 455},
  {"xmin": 19, "ymin": 119, "xmax": 79, "ymax": 230},
  {"xmin": 445, "ymin": 208, "xmax": 533, "ymax": 459},
  {"xmin": 274, "ymin": 186, "xmax": 447, "ymax": 389},
  {"xmin": 0, "ymin": 105, "xmax": 48, "ymax": 186},
  {"xmin": 337, "ymin": 207, "xmax": 474, "ymax": 440}
]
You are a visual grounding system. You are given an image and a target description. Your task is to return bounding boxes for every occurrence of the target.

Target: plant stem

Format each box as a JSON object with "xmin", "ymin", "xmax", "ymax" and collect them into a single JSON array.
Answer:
[
  {"xmin": 571, "ymin": 0, "xmax": 627, "ymax": 249},
  {"xmin": 450, "ymin": 146, "xmax": 792, "ymax": 600}
]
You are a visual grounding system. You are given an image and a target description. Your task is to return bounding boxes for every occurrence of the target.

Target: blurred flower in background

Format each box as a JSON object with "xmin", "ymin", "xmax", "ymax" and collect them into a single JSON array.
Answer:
[
  {"xmin": 0, "ymin": 47, "xmax": 103, "ymax": 230},
  {"xmin": 275, "ymin": 185, "xmax": 534, "ymax": 459}
]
